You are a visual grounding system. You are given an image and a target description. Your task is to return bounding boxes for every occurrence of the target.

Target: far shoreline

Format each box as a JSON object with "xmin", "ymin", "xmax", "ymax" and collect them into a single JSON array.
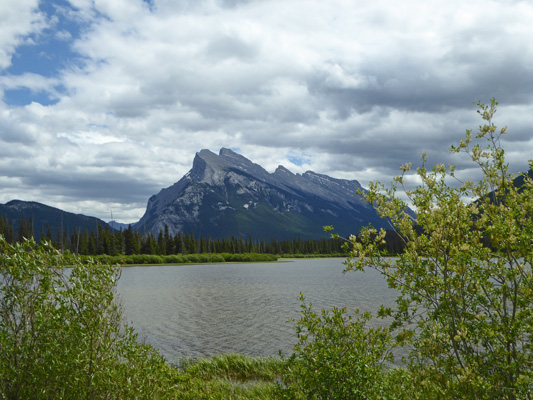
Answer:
[{"xmin": 85, "ymin": 252, "xmax": 351, "ymax": 267}]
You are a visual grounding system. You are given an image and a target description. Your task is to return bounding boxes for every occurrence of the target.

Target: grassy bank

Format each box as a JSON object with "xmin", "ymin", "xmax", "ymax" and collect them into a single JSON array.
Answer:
[
  {"xmin": 179, "ymin": 354, "xmax": 283, "ymax": 399},
  {"xmin": 167, "ymin": 353, "xmax": 426, "ymax": 399},
  {"xmin": 87, "ymin": 252, "xmax": 351, "ymax": 266},
  {"xmin": 278, "ymin": 252, "xmax": 348, "ymax": 259},
  {"xmin": 88, "ymin": 252, "xmax": 279, "ymax": 265}
]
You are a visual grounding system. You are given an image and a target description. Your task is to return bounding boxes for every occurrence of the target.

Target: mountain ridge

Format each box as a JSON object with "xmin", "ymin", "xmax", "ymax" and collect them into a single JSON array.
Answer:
[
  {"xmin": 134, "ymin": 148, "xmax": 390, "ymax": 239},
  {"xmin": 0, "ymin": 199, "xmax": 111, "ymax": 241},
  {"xmin": 3, "ymin": 159, "xmax": 530, "ymax": 243}
]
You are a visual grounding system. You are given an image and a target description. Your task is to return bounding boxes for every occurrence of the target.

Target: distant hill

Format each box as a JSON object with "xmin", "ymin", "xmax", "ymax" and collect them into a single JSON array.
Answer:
[
  {"xmin": 512, "ymin": 169, "xmax": 533, "ymax": 189},
  {"xmin": 481, "ymin": 169, "xmax": 533, "ymax": 205},
  {"xmin": 0, "ymin": 200, "xmax": 110, "ymax": 241},
  {"xmin": 107, "ymin": 220, "xmax": 132, "ymax": 231},
  {"xmin": 135, "ymin": 148, "xmax": 408, "ymax": 240}
]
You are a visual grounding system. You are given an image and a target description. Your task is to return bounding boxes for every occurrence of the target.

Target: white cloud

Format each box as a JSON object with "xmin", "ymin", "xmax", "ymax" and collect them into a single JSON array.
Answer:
[
  {"xmin": 0, "ymin": 0, "xmax": 46, "ymax": 70},
  {"xmin": 0, "ymin": 72, "xmax": 59, "ymax": 94},
  {"xmin": 0, "ymin": 0, "xmax": 532, "ymax": 222}
]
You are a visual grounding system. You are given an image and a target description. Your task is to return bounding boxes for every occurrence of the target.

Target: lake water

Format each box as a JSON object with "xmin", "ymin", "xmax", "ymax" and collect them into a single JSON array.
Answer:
[{"xmin": 116, "ymin": 258, "xmax": 399, "ymax": 364}]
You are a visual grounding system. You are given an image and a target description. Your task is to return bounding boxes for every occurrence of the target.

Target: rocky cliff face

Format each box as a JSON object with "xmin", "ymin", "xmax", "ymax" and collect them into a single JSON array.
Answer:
[{"xmin": 135, "ymin": 148, "xmax": 391, "ymax": 239}]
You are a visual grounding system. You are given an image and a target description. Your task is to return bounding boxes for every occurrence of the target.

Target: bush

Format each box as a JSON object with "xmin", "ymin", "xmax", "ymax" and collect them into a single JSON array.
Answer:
[
  {"xmin": 278, "ymin": 294, "xmax": 393, "ymax": 399},
  {"xmin": 145, "ymin": 254, "xmax": 164, "ymax": 264},
  {"xmin": 345, "ymin": 99, "xmax": 533, "ymax": 399},
  {"xmin": 208, "ymin": 254, "xmax": 226, "ymax": 263},
  {"xmin": 0, "ymin": 237, "xmax": 181, "ymax": 399},
  {"xmin": 163, "ymin": 254, "xmax": 184, "ymax": 263}
]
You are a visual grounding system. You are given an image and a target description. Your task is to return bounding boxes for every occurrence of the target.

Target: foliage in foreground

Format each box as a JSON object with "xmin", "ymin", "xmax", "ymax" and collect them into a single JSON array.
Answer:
[
  {"xmin": 343, "ymin": 99, "xmax": 532, "ymax": 399},
  {"xmin": 278, "ymin": 99, "xmax": 532, "ymax": 399},
  {"xmin": 180, "ymin": 353, "xmax": 283, "ymax": 400},
  {"xmin": 277, "ymin": 295, "xmax": 393, "ymax": 399},
  {"xmin": 2, "ymin": 100, "xmax": 531, "ymax": 400},
  {"xmin": 276, "ymin": 297, "xmax": 452, "ymax": 400},
  {"xmin": 0, "ymin": 237, "xmax": 284, "ymax": 399},
  {"xmin": 0, "ymin": 238, "xmax": 190, "ymax": 399}
]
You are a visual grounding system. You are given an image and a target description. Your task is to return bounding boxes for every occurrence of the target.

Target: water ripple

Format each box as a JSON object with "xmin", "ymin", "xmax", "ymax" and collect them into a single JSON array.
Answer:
[{"xmin": 116, "ymin": 258, "xmax": 398, "ymax": 363}]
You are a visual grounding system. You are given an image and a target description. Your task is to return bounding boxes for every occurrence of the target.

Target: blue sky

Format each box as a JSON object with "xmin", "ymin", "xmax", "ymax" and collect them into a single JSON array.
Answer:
[
  {"xmin": 4, "ymin": 0, "xmax": 78, "ymax": 105},
  {"xmin": 1, "ymin": 0, "xmax": 532, "ymax": 222}
]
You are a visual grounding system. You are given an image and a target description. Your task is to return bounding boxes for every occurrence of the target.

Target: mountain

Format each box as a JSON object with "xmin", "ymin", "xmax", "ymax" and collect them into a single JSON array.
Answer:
[
  {"xmin": 135, "ymin": 148, "xmax": 396, "ymax": 240},
  {"xmin": 511, "ymin": 169, "xmax": 533, "ymax": 189},
  {"xmin": 0, "ymin": 200, "xmax": 110, "ymax": 241},
  {"xmin": 478, "ymin": 169, "xmax": 533, "ymax": 206},
  {"xmin": 107, "ymin": 220, "xmax": 132, "ymax": 231}
]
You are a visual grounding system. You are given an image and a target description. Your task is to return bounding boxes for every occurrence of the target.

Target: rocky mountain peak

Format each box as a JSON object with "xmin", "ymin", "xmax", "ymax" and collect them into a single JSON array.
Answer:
[
  {"xmin": 191, "ymin": 148, "xmax": 271, "ymax": 185},
  {"xmin": 194, "ymin": 148, "xmax": 255, "ymax": 170},
  {"xmin": 274, "ymin": 165, "xmax": 295, "ymax": 176},
  {"xmin": 219, "ymin": 147, "xmax": 253, "ymax": 165},
  {"xmin": 135, "ymin": 148, "xmax": 393, "ymax": 239}
]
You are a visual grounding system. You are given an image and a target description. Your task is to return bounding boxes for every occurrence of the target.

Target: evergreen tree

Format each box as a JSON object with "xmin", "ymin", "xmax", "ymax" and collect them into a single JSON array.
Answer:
[
  {"xmin": 0, "ymin": 217, "xmax": 6, "ymax": 239},
  {"xmin": 87, "ymin": 232, "xmax": 97, "ymax": 255},
  {"xmin": 6, "ymin": 221, "xmax": 14, "ymax": 244},
  {"xmin": 123, "ymin": 225, "xmax": 136, "ymax": 255}
]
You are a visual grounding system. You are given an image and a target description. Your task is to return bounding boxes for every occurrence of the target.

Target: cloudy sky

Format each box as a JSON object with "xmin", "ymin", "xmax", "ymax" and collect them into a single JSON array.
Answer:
[{"xmin": 1, "ymin": 0, "xmax": 532, "ymax": 223}]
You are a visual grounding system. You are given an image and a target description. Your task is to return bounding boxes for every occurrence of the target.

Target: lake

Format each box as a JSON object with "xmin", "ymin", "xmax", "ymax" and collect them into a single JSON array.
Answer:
[{"xmin": 116, "ymin": 258, "xmax": 399, "ymax": 364}]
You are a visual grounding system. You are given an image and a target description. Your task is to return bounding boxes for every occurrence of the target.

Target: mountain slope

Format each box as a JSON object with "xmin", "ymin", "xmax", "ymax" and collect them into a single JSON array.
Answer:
[
  {"xmin": 135, "ymin": 148, "xmax": 394, "ymax": 239},
  {"xmin": 0, "ymin": 200, "xmax": 110, "ymax": 241}
]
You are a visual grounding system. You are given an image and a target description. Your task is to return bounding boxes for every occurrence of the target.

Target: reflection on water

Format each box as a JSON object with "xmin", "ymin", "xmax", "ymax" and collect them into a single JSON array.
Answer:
[{"xmin": 116, "ymin": 258, "xmax": 398, "ymax": 364}]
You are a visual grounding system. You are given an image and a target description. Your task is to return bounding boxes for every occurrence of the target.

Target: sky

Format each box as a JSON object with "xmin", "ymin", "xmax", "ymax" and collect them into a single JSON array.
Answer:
[{"xmin": 1, "ymin": 0, "xmax": 532, "ymax": 223}]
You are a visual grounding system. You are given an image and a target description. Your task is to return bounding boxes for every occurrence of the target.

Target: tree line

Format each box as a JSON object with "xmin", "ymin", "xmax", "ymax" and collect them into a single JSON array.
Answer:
[{"xmin": 0, "ymin": 215, "xmax": 405, "ymax": 256}]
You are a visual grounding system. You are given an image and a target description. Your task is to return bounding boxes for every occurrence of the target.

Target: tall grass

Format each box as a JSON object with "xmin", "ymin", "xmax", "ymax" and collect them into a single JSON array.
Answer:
[
  {"xmin": 179, "ymin": 354, "xmax": 283, "ymax": 400},
  {"xmin": 180, "ymin": 353, "xmax": 283, "ymax": 381}
]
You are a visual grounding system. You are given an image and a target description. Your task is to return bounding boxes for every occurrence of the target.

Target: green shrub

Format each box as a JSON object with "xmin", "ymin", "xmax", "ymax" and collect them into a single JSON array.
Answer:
[
  {"xmin": 185, "ymin": 254, "xmax": 200, "ymax": 263},
  {"xmin": 128, "ymin": 253, "xmax": 145, "ymax": 264},
  {"xmin": 209, "ymin": 254, "xmax": 226, "ymax": 263},
  {"xmin": 345, "ymin": 99, "xmax": 533, "ymax": 399},
  {"xmin": 163, "ymin": 254, "xmax": 184, "ymax": 263},
  {"xmin": 277, "ymin": 294, "xmax": 393, "ymax": 400},
  {"xmin": 0, "ymin": 237, "xmax": 183, "ymax": 399},
  {"xmin": 145, "ymin": 254, "xmax": 164, "ymax": 264}
]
